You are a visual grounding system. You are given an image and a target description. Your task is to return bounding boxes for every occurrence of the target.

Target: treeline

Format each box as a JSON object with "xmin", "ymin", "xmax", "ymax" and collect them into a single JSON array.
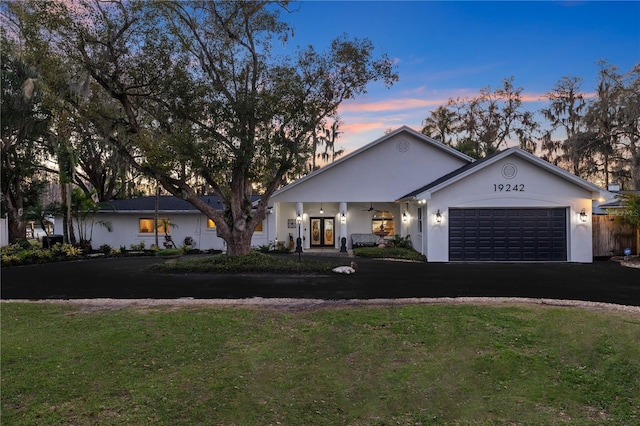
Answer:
[{"xmin": 420, "ymin": 64, "xmax": 640, "ymax": 190}]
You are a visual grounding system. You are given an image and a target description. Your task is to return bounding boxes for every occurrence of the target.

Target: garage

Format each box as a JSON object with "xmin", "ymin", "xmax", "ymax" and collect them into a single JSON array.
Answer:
[{"xmin": 449, "ymin": 208, "xmax": 567, "ymax": 261}]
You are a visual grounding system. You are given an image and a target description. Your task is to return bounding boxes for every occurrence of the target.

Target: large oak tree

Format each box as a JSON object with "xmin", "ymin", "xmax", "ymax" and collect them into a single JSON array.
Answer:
[
  {"xmin": 12, "ymin": 0, "xmax": 397, "ymax": 255},
  {"xmin": 446, "ymin": 77, "xmax": 538, "ymax": 158}
]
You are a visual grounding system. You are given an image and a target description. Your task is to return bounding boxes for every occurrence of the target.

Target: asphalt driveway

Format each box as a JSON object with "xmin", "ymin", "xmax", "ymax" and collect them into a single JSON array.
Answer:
[{"xmin": 2, "ymin": 254, "xmax": 639, "ymax": 307}]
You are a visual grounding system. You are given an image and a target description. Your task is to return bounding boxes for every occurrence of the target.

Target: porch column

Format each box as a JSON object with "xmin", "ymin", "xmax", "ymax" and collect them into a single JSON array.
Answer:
[{"xmin": 339, "ymin": 202, "xmax": 348, "ymax": 251}]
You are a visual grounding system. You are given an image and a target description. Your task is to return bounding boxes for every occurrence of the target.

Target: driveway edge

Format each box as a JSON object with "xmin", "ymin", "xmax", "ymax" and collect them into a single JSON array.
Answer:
[{"xmin": 3, "ymin": 297, "xmax": 639, "ymax": 316}]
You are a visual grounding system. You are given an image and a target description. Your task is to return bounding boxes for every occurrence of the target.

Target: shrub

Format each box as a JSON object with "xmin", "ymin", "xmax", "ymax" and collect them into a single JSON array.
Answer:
[
  {"xmin": 157, "ymin": 248, "xmax": 183, "ymax": 257},
  {"xmin": 388, "ymin": 234, "xmax": 413, "ymax": 249},
  {"xmin": 1, "ymin": 242, "xmax": 82, "ymax": 267},
  {"xmin": 253, "ymin": 242, "xmax": 274, "ymax": 253},
  {"xmin": 14, "ymin": 239, "xmax": 32, "ymax": 250},
  {"xmin": 352, "ymin": 246, "xmax": 426, "ymax": 262},
  {"xmin": 98, "ymin": 244, "xmax": 112, "ymax": 254},
  {"xmin": 130, "ymin": 241, "xmax": 146, "ymax": 251},
  {"xmin": 151, "ymin": 251, "xmax": 341, "ymax": 274}
]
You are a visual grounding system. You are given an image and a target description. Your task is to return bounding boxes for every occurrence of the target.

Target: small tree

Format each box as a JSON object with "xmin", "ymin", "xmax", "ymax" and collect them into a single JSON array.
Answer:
[
  {"xmin": 156, "ymin": 218, "xmax": 178, "ymax": 248},
  {"xmin": 70, "ymin": 188, "xmax": 112, "ymax": 250},
  {"xmin": 615, "ymin": 193, "xmax": 640, "ymax": 255}
]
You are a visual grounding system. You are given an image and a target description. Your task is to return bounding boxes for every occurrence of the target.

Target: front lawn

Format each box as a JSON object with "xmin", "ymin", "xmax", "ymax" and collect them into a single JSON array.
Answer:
[{"xmin": 2, "ymin": 302, "xmax": 639, "ymax": 425}]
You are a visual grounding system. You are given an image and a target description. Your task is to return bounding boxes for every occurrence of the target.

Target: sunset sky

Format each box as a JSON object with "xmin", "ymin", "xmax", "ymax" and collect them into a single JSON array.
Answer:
[{"xmin": 277, "ymin": 1, "xmax": 640, "ymax": 154}]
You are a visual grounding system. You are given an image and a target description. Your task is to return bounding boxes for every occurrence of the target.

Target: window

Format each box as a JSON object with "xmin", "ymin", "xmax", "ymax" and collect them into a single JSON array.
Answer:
[
  {"xmin": 372, "ymin": 210, "xmax": 394, "ymax": 236},
  {"xmin": 139, "ymin": 218, "xmax": 170, "ymax": 234},
  {"xmin": 207, "ymin": 218, "xmax": 262, "ymax": 231},
  {"xmin": 418, "ymin": 207, "xmax": 423, "ymax": 233},
  {"xmin": 139, "ymin": 219, "xmax": 154, "ymax": 233}
]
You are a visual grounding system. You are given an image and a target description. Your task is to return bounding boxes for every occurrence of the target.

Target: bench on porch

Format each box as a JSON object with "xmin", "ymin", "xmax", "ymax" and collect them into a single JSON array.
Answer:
[{"xmin": 350, "ymin": 233, "xmax": 379, "ymax": 248}]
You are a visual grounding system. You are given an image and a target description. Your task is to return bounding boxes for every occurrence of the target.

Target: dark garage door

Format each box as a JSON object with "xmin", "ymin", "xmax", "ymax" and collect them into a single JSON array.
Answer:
[{"xmin": 449, "ymin": 208, "xmax": 567, "ymax": 261}]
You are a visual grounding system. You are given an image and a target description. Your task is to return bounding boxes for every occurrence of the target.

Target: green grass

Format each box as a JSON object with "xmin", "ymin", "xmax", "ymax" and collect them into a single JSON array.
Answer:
[
  {"xmin": 2, "ymin": 302, "xmax": 639, "ymax": 425},
  {"xmin": 353, "ymin": 246, "xmax": 426, "ymax": 261}
]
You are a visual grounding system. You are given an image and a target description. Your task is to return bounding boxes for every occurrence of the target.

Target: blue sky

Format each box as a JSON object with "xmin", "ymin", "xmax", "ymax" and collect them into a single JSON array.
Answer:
[{"xmin": 277, "ymin": 1, "xmax": 640, "ymax": 154}]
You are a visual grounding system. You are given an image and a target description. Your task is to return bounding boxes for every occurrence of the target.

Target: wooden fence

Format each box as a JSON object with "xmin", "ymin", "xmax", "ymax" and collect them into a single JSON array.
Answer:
[{"xmin": 592, "ymin": 214, "xmax": 638, "ymax": 257}]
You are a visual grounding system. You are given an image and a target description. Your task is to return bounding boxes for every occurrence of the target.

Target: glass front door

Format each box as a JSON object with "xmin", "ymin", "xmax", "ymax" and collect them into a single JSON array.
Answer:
[{"xmin": 310, "ymin": 217, "xmax": 335, "ymax": 247}]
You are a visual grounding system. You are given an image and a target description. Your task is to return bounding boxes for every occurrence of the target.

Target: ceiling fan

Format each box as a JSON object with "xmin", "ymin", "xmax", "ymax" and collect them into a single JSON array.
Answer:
[{"xmin": 362, "ymin": 202, "xmax": 381, "ymax": 212}]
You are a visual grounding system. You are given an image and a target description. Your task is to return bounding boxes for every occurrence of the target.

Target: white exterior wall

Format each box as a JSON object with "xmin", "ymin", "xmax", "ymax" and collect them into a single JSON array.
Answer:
[
  {"xmin": 56, "ymin": 213, "xmax": 270, "ymax": 252},
  {"xmin": 271, "ymin": 133, "xmax": 469, "ymax": 203},
  {"xmin": 424, "ymin": 156, "xmax": 594, "ymax": 262},
  {"xmin": 270, "ymin": 130, "xmax": 470, "ymax": 249}
]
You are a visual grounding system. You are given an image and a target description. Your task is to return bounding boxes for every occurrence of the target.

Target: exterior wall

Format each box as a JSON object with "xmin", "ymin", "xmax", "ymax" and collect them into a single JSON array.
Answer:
[
  {"xmin": 424, "ymin": 156, "xmax": 594, "ymax": 262},
  {"xmin": 270, "ymin": 130, "xmax": 470, "ymax": 250},
  {"xmin": 271, "ymin": 133, "xmax": 469, "ymax": 203},
  {"xmin": 55, "ymin": 213, "xmax": 270, "ymax": 252},
  {"xmin": 402, "ymin": 203, "xmax": 423, "ymax": 251}
]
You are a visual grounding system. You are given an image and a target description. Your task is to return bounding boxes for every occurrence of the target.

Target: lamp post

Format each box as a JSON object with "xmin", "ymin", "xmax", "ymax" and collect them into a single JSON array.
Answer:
[{"xmin": 295, "ymin": 213, "xmax": 303, "ymax": 260}]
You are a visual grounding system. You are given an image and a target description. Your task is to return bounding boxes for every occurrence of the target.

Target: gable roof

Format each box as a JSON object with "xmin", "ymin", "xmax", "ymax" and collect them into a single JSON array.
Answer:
[
  {"xmin": 398, "ymin": 147, "xmax": 606, "ymax": 201},
  {"xmin": 272, "ymin": 126, "xmax": 474, "ymax": 198},
  {"xmin": 99, "ymin": 195, "xmax": 260, "ymax": 213}
]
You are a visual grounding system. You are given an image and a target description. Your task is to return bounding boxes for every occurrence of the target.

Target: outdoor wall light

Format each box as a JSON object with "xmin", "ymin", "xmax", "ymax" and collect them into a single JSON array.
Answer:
[
  {"xmin": 435, "ymin": 209, "xmax": 442, "ymax": 224},
  {"xmin": 296, "ymin": 214, "xmax": 302, "ymax": 224},
  {"xmin": 402, "ymin": 211, "xmax": 408, "ymax": 222},
  {"xmin": 579, "ymin": 208, "xmax": 587, "ymax": 223},
  {"xmin": 320, "ymin": 203, "xmax": 323, "ymax": 215},
  {"xmin": 340, "ymin": 212, "xmax": 346, "ymax": 224}
]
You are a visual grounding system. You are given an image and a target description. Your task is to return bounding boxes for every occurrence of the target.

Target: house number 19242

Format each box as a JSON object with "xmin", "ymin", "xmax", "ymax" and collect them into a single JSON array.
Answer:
[{"xmin": 493, "ymin": 183, "xmax": 524, "ymax": 192}]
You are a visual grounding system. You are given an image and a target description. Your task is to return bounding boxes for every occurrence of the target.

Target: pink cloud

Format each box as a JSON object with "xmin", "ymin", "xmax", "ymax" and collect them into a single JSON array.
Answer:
[
  {"xmin": 339, "ymin": 98, "xmax": 448, "ymax": 113},
  {"xmin": 340, "ymin": 121, "xmax": 387, "ymax": 134},
  {"xmin": 338, "ymin": 90, "xmax": 583, "ymax": 117}
]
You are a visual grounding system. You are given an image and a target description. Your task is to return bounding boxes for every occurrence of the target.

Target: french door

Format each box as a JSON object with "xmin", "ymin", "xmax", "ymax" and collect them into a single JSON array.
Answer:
[{"xmin": 310, "ymin": 217, "xmax": 335, "ymax": 247}]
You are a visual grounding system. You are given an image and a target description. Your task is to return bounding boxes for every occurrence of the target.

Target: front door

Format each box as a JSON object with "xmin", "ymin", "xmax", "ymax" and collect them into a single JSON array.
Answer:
[{"xmin": 310, "ymin": 217, "xmax": 335, "ymax": 247}]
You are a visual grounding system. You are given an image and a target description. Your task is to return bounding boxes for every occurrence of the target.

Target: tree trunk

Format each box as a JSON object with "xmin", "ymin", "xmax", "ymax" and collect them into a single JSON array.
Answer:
[
  {"xmin": 224, "ymin": 229, "xmax": 254, "ymax": 256},
  {"xmin": 3, "ymin": 188, "xmax": 25, "ymax": 243},
  {"xmin": 60, "ymin": 182, "xmax": 69, "ymax": 244},
  {"xmin": 66, "ymin": 183, "xmax": 76, "ymax": 245},
  {"xmin": 179, "ymin": 190, "xmax": 265, "ymax": 257},
  {"xmin": 631, "ymin": 145, "xmax": 640, "ymax": 190},
  {"xmin": 154, "ymin": 185, "xmax": 159, "ymax": 248},
  {"xmin": 7, "ymin": 211, "xmax": 26, "ymax": 243}
]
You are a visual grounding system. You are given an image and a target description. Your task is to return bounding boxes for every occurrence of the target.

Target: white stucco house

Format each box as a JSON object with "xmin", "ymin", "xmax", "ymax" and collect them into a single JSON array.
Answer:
[{"xmin": 68, "ymin": 126, "xmax": 610, "ymax": 262}]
